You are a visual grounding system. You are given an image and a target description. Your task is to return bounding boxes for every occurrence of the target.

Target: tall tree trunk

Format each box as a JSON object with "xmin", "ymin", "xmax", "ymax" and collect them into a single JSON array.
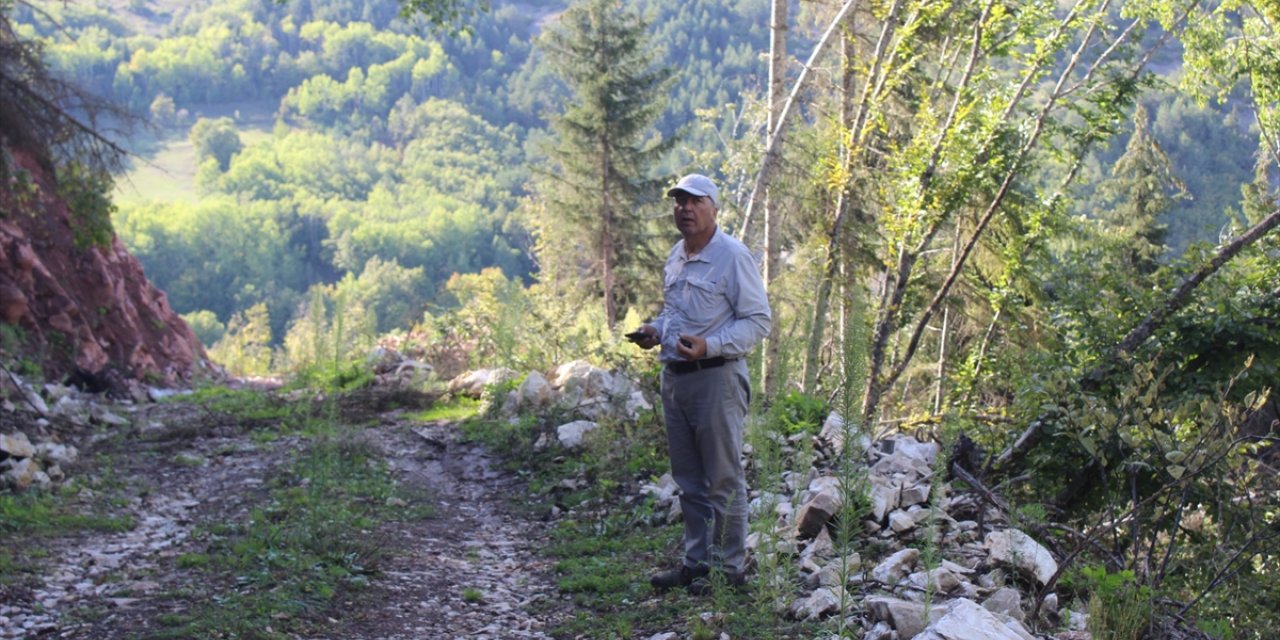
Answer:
[
  {"xmin": 737, "ymin": 0, "xmax": 862, "ymax": 241},
  {"xmin": 760, "ymin": 0, "xmax": 788, "ymax": 399},
  {"xmin": 803, "ymin": 10, "xmax": 861, "ymax": 394},
  {"xmin": 934, "ymin": 230, "xmax": 961, "ymax": 414},
  {"xmin": 601, "ymin": 141, "xmax": 616, "ymax": 327}
]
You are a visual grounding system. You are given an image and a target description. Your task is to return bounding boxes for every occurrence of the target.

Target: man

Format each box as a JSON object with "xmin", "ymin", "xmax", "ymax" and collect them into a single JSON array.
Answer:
[{"xmin": 630, "ymin": 173, "xmax": 772, "ymax": 595}]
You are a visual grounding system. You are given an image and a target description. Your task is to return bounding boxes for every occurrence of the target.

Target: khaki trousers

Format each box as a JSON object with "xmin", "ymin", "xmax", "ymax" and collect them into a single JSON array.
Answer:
[{"xmin": 660, "ymin": 358, "xmax": 750, "ymax": 574}]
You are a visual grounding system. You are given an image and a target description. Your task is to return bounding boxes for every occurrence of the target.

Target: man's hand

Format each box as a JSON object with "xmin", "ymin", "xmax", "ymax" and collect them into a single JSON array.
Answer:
[
  {"xmin": 676, "ymin": 334, "xmax": 707, "ymax": 360},
  {"xmin": 630, "ymin": 325, "xmax": 660, "ymax": 350}
]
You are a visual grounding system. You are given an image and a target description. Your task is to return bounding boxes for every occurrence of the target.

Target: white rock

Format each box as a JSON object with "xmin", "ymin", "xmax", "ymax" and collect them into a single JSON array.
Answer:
[
  {"xmin": 448, "ymin": 368, "xmax": 518, "ymax": 398},
  {"xmin": 864, "ymin": 621, "xmax": 895, "ymax": 640},
  {"xmin": 641, "ymin": 473, "xmax": 680, "ymax": 506},
  {"xmin": 34, "ymin": 442, "xmax": 77, "ymax": 466},
  {"xmin": 871, "ymin": 548, "xmax": 919, "ymax": 585},
  {"xmin": 866, "ymin": 596, "xmax": 932, "ymax": 639},
  {"xmin": 915, "ymin": 598, "xmax": 1034, "ymax": 640},
  {"xmin": 556, "ymin": 420, "xmax": 599, "ymax": 449},
  {"xmin": 43, "ymin": 383, "xmax": 74, "ymax": 401},
  {"xmin": 955, "ymin": 581, "xmax": 983, "ymax": 599},
  {"xmin": 907, "ymin": 566, "xmax": 964, "ymax": 594},
  {"xmin": 796, "ymin": 484, "xmax": 842, "ymax": 539},
  {"xmin": 888, "ymin": 510, "xmax": 917, "ymax": 533},
  {"xmin": 1041, "ymin": 591, "xmax": 1059, "ymax": 615},
  {"xmin": 802, "ymin": 528, "xmax": 835, "ymax": 559},
  {"xmin": 666, "ymin": 499, "xmax": 682, "ymax": 524},
  {"xmin": 800, "ymin": 556, "xmax": 823, "ymax": 576},
  {"xmin": 817, "ymin": 412, "xmax": 847, "ymax": 453},
  {"xmin": 775, "ymin": 499, "xmax": 794, "ymax": 521},
  {"xmin": 794, "ymin": 587, "xmax": 843, "ymax": 621},
  {"xmin": 517, "ymin": 371, "xmax": 555, "ymax": 409},
  {"xmin": 549, "ymin": 361, "xmax": 615, "ymax": 408},
  {"xmin": 0, "ymin": 432, "xmax": 35, "ymax": 458},
  {"xmin": 886, "ymin": 435, "xmax": 941, "ymax": 467},
  {"xmin": 51, "ymin": 395, "xmax": 85, "ymax": 417},
  {"xmin": 647, "ymin": 633, "xmax": 678, "ymax": 640},
  {"xmin": 548, "ymin": 361, "xmax": 647, "ymax": 420},
  {"xmin": 393, "ymin": 359, "xmax": 432, "ymax": 378},
  {"xmin": 900, "ymin": 481, "xmax": 932, "ymax": 507},
  {"xmin": 814, "ymin": 563, "xmax": 843, "ymax": 588},
  {"xmin": 978, "ymin": 569, "xmax": 1008, "ymax": 589},
  {"xmin": 983, "ymin": 587, "xmax": 1024, "ymax": 622},
  {"xmin": 2, "ymin": 457, "xmax": 39, "ymax": 490},
  {"xmin": 624, "ymin": 390, "xmax": 652, "ymax": 418},
  {"xmin": 869, "ymin": 478, "xmax": 900, "ymax": 522},
  {"xmin": 1064, "ymin": 609, "xmax": 1089, "ymax": 631},
  {"xmin": 909, "ymin": 505, "xmax": 935, "ymax": 526},
  {"xmin": 872, "ymin": 451, "xmax": 932, "ymax": 479},
  {"xmin": 985, "ymin": 529, "xmax": 1058, "ymax": 586},
  {"xmin": 809, "ymin": 474, "xmax": 842, "ymax": 494}
]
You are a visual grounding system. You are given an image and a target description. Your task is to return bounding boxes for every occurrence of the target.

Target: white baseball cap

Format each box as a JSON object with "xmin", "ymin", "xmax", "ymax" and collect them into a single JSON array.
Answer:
[{"xmin": 667, "ymin": 174, "xmax": 719, "ymax": 207}]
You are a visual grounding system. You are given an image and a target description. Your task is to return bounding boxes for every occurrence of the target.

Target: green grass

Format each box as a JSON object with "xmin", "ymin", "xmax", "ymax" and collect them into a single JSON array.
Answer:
[
  {"xmin": 113, "ymin": 105, "xmax": 275, "ymax": 207},
  {"xmin": 0, "ymin": 489, "xmax": 136, "ymax": 585},
  {"xmin": 444, "ymin": 387, "xmax": 827, "ymax": 639},
  {"xmin": 0, "ymin": 491, "xmax": 135, "ymax": 535},
  {"xmin": 548, "ymin": 514, "xmax": 816, "ymax": 639},
  {"xmin": 458, "ymin": 414, "xmax": 539, "ymax": 457},
  {"xmin": 184, "ymin": 385, "xmax": 301, "ymax": 423},
  {"xmin": 172, "ymin": 453, "xmax": 204, "ymax": 467},
  {"xmin": 146, "ymin": 424, "xmax": 432, "ymax": 639},
  {"xmin": 113, "ymin": 137, "xmax": 201, "ymax": 206},
  {"xmin": 410, "ymin": 396, "xmax": 482, "ymax": 422}
]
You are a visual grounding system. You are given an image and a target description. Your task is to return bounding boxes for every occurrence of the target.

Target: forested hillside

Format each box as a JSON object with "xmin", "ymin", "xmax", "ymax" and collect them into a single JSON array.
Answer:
[
  {"xmin": 10, "ymin": 0, "xmax": 792, "ymax": 357},
  {"xmin": 4, "ymin": 0, "xmax": 1279, "ymax": 637},
  {"xmin": 14, "ymin": 0, "xmax": 1256, "ymax": 365}
]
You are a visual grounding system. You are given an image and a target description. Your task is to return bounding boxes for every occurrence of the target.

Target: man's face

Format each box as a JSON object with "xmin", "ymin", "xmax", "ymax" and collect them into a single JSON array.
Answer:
[{"xmin": 671, "ymin": 191, "xmax": 717, "ymax": 239}]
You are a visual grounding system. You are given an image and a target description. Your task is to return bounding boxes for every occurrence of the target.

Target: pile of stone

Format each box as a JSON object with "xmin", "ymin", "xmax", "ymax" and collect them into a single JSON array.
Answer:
[
  {"xmin": 643, "ymin": 411, "xmax": 1089, "ymax": 640},
  {"xmin": 442, "ymin": 367, "xmax": 1095, "ymax": 638},
  {"xmin": 448, "ymin": 361, "xmax": 652, "ymax": 448},
  {"xmin": 366, "ymin": 345, "xmax": 433, "ymax": 387},
  {"xmin": 1, "ymin": 431, "xmax": 77, "ymax": 491},
  {"xmin": 0, "ymin": 371, "xmax": 154, "ymax": 491}
]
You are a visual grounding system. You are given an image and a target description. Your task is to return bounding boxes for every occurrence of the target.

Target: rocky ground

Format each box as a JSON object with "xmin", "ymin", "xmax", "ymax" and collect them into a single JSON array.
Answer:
[
  {"xmin": 3, "ymin": 363, "xmax": 1224, "ymax": 640},
  {"xmin": 0, "ymin": 385, "xmax": 570, "ymax": 639}
]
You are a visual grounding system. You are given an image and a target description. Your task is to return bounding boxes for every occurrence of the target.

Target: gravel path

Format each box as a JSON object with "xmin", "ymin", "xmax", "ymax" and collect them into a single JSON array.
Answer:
[
  {"xmin": 0, "ymin": 398, "xmax": 569, "ymax": 639},
  {"xmin": 315, "ymin": 418, "xmax": 567, "ymax": 639}
]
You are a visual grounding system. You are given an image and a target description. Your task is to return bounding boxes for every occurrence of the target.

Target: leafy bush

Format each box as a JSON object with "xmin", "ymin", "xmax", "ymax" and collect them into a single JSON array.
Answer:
[
  {"xmin": 1084, "ymin": 567, "xmax": 1151, "ymax": 640},
  {"xmin": 765, "ymin": 391, "xmax": 829, "ymax": 437}
]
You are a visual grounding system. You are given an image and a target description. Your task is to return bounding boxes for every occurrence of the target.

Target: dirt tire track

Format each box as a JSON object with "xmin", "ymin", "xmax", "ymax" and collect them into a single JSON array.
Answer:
[{"xmin": 1, "ymin": 399, "xmax": 569, "ymax": 639}]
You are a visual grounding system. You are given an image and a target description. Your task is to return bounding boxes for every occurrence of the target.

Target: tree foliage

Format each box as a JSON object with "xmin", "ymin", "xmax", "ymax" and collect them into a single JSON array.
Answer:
[{"xmin": 534, "ymin": 0, "xmax": 673, "ymax": 327}]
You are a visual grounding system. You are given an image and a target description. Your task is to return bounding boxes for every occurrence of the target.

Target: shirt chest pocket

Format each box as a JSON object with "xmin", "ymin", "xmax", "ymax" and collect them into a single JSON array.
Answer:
[{"xmin": 676, "ymin": 275, "xmax": 721, "ymax": 311}]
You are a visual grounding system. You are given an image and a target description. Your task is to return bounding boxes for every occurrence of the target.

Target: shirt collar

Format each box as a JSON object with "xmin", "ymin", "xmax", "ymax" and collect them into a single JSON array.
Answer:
[{"xmin": 681, "ymin": 227, "xmax": 721, "ymax": 262}]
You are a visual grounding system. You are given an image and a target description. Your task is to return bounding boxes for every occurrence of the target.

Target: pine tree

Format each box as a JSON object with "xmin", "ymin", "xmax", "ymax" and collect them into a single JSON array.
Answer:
[
  {"xmin": 535, "ymin": 0, "xmax": 673, "ymax": 327},
  {"xmin": 1096, "ymin": 104, "xmax": 1187, "ymax": 274}
]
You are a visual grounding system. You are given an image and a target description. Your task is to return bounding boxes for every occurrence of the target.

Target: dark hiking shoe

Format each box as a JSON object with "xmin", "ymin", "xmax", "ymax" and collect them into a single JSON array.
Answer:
[
  {"xmin": 686, "ymin": 570, "xmax": 749, "ymax": 596},
  {"xmin": 650, "ymin": 565, "xmax": 709, "ymax": 590}
]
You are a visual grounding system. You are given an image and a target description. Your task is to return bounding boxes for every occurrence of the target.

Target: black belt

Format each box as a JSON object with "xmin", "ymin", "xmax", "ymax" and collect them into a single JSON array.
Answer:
[{"xmin": 666, "ymin": 357, "xmax": 728, "ymax": 374}]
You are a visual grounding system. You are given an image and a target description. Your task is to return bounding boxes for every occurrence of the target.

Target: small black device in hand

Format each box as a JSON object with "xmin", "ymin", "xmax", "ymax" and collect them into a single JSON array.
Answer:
[
  {"xmin": 679, "ymin": 338, "xmax": 693, "ymax": 349},
  {"xmin": 625, "ymin": 330, "xmax": 648, "ymax": 342}
]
